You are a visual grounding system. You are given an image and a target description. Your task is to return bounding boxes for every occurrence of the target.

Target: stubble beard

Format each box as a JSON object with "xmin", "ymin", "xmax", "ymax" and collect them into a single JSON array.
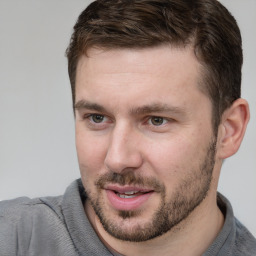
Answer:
[{"xmin": 84, "ymin": 138, "xmax": 217, "ymax": 242}]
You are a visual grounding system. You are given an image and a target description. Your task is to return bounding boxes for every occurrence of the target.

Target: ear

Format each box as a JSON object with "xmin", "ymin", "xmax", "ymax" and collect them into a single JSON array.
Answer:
[{"xmin": 217, "ymin": 98, "xmax": 250, "ymax": 159}]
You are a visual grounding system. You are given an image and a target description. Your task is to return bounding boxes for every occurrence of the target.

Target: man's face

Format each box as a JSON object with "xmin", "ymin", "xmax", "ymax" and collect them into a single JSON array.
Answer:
[{"xmin": 75, "ymin": 46, "xmax": 218, "ymax": 242}]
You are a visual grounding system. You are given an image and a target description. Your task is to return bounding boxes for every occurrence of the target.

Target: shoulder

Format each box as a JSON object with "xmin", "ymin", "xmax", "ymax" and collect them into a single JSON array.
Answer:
[
  {"xmin": 233, "ymin": 218, "xmax": 256, "ymax": 255},
  {"xmin": 0, "ymin": 180, "xmax": 85, "ymax": 256},
  {"xmin": 0, "ymin": 195, "xmax": 65, "ymax": 229},
  {"xmin": 205, "ymin": 193, "xmax": 256, "ymax": 256},
  {"xmin": 0, "ymin": 195, "xmax": 64, "ymax": 221},
  {"xmin": 0, "ymin": 195, "xmax": 65, "ymax": 255}
]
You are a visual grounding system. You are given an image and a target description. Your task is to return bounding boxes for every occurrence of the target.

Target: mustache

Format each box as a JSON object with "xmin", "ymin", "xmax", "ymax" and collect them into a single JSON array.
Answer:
[{"xmin": 95, "ymin": 171, "xmax": 165, "ymax": 193}]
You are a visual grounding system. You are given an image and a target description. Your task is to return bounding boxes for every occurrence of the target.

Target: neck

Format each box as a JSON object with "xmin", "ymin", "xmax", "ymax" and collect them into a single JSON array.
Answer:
[{"xmin": 85, "ymin": 192, "xmax": 224, "ymax": 256}]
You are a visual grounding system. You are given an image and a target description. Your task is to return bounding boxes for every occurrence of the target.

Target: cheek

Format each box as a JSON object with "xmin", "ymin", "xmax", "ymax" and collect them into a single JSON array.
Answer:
[
  {"xmin": 145, "ymin": 135, "xmax": 203, "ymax": 180},
  {"xmin": 76, "ymin": 130, "xmax": 108, "ymax": 178}
]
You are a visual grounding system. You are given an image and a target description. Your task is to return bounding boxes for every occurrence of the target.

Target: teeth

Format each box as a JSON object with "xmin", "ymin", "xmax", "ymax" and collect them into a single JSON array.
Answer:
[
  {"xmin": 124, "ymin": 191, "xmax": 139, "ymax": 195},
  {"xmin": 117, "ymin": 191, "xmax": 141, "ymax": 199},
  {"xmin": 119, "ymin": 194, "xmax": 137, "ymax": 199}
]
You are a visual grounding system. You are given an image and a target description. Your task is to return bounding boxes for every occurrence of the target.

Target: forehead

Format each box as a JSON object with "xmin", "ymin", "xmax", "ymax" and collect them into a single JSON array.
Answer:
[
  {"xmin": 77, "ymin": 45, "xmax": 200, "ymax": 77},
  {"xmin": 75, "ymin": 46, "xmax": 208, "ymax": 111}
]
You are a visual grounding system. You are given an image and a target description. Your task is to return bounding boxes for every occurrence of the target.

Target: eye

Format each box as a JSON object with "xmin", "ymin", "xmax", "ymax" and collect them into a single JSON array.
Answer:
[
  {"xmin": 89, "ymin": 114, "xmax": 106, "ymax": 123},
  {"xmin": 149, "ymin": 116, "xmax": 167, "ymax": 126},
  {"xmin": 82, "ymin": 113, "xmax": 112, "ymax": 130}
]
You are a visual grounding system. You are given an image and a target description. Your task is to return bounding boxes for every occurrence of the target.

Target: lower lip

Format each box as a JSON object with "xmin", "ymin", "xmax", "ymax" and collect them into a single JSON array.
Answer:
[{"xmin": 105, "ymin": 190, "xmax": 154, "ymax": 211}]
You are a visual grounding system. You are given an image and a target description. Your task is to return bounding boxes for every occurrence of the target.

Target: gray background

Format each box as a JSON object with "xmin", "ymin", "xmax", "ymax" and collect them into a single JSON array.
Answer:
[{"xmin": 0, "ymin": 0, "xmax": 255, "ymax": 236}]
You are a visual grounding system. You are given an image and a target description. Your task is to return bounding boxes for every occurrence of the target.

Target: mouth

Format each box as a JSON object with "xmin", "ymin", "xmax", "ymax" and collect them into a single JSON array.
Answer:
[
  {"xmin": 104, "ymin": 185, "xmax": 154, "ymax": 211},
  {"xmin": 115, "ymin": 190, "xmax": 147, "ymax": 199}
]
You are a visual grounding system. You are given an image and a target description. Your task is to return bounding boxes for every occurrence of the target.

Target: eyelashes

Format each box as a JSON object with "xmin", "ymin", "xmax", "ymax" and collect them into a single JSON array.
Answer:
[
  {"xmin": 87, "ymin": 114, "xmax": 108, "ymax": 123},
  {"xmin": 82, "ymin": 113, "xmax": 173, "ymax": 132},
  {"xmin": 148, "ymin": 116, "xmax": 168, "ymax": 126}
]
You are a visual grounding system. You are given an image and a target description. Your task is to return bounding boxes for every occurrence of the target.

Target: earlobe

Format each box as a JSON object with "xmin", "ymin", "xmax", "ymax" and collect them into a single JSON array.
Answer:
[{"xmin": 217, "ymin": 98, "xmax": 250, "ymax": 159}]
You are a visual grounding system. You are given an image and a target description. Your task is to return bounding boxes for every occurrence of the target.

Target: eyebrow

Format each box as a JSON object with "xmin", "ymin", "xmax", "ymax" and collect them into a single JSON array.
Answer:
[
  {"xmin": 74, "ymin": 100, "xmax": 185, "ymax": 116},
  {"xmin": 129, "ymin": 103, "xmax": 186, "ymax": 116},
  {"xmin": 74, "ymin": 100, "xmax": 107, "ymax": 112}
]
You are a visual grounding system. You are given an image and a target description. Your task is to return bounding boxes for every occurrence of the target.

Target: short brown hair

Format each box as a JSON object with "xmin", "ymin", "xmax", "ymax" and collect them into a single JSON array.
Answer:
[{"xmin": 66, "ymin": 0, "xmax": 242, "ymax": 130}]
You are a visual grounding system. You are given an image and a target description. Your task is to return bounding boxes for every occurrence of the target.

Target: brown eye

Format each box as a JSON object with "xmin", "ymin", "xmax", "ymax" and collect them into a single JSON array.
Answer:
[
  {"xmin": 91, "ymin": 114, "xmax": 105, "ymax": 123},
  {"xmin": 150, "ymin": 116, "xmax": 165, "ymax": 126}
]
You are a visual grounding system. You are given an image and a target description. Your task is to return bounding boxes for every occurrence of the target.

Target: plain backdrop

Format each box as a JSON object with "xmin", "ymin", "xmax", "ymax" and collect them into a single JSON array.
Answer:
[{"xmin": 0, "ymin": 0, "xmax": 255, "ymax": 237}]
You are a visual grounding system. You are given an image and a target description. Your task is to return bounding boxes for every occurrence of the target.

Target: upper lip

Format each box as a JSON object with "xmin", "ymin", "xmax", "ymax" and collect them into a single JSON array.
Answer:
[{"xmin": 104, "ymin": 185, "xmax": 154, "ymax": 193}]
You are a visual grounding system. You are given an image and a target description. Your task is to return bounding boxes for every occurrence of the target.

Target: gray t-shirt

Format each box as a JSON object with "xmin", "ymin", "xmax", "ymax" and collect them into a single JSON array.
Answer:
[{"xmin": 0, "ymin": 179, "xmax": 255, "ymax": 256}]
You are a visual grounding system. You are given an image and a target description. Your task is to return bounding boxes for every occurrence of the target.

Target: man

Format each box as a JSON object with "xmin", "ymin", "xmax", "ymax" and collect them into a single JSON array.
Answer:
[{"xmin": 0, "ymin": 0, "xmax": 255, "ymax": 255}]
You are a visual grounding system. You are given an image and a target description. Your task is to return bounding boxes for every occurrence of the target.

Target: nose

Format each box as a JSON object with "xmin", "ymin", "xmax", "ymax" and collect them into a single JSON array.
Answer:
[{"xmin": 104, "ymin": 123, "xmax": 143, "ymax": 173}]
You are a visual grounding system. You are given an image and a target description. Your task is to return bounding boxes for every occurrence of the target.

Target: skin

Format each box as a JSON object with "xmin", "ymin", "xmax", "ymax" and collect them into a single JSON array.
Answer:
[{"xmin": 74, "ymin": 46, "xmax": 249, "ymax": 256}]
